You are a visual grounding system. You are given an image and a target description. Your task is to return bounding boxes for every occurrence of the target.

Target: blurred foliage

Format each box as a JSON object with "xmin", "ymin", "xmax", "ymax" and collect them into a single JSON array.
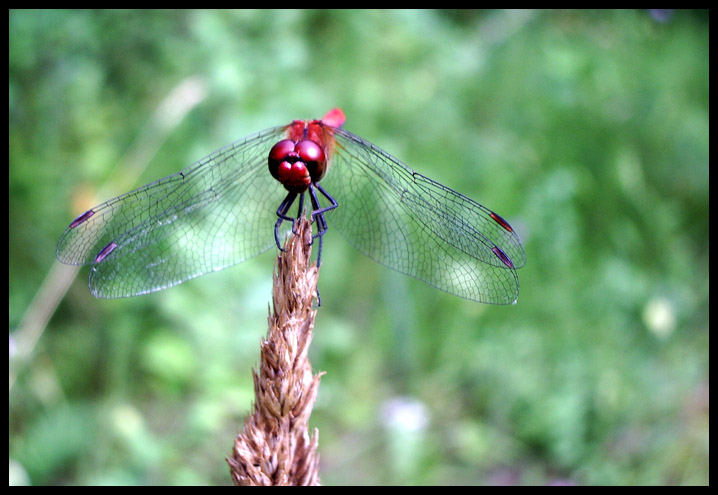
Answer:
[{"xmin": 9, "ymin": 9, "xmax": 708, "ymax": 485}]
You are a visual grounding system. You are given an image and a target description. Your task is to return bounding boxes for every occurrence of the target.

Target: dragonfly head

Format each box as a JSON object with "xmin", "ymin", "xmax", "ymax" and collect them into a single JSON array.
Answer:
[{"xmin": 268, "ymin": 138, "xmax": 327, "ymax": 192}]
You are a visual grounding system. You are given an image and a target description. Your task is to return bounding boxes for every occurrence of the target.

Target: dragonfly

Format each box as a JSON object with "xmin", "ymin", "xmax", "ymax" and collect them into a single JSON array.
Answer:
[{"xmin": 57, "ymin": 108, "xmax": 525, "ymax": 304}]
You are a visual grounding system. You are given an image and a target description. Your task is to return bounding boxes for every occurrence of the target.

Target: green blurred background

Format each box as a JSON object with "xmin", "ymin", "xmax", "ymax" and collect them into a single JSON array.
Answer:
[{"xmin": 9, "ymin": 10, "xmax": 708, "ymax": 485}]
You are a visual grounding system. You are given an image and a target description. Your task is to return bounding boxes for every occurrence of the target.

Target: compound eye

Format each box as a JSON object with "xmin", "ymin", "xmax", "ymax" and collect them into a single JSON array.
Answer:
[
  {"xmin": 268, "ymin": 139, "xmax": 297, "ymax": 162},
  {"xmin": 295, "ymin": 140, "xmax": 325, "ymax": 164}
]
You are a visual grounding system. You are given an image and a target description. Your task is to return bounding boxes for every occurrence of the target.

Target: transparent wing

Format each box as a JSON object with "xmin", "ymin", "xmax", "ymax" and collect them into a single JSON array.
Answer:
[
  {"xmin": 57, "ymin": 126, "xmax": 289, "ymax": 298},
  {"xmin": 322, "ymin": 128, "xmax": 525, "ymax": 304}
]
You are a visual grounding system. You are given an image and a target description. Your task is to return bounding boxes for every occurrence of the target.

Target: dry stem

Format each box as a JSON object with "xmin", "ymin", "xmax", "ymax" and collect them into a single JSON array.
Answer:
[{"xmin": 227, "ymin": 217, "xmax": 322, "ymax": 486}]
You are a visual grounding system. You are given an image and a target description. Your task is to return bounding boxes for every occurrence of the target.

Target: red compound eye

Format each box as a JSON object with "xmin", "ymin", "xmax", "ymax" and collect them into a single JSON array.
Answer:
[
  {"xmin": 268, "ymin": 140, "xmax": 297, "ymax": 182},
  {"xmin": 268, "ymin": 139, "xmax": 296, "ymax": 162},
  {"xmin": 295, "ymin": 140, "xmax": 325, "ymax": 164}
]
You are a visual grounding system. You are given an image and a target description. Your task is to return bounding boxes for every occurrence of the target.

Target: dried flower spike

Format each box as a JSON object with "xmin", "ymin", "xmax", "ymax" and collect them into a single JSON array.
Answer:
[{"xmin": 227, "ymin": 217, "xmax": 323, "ymax": 486}]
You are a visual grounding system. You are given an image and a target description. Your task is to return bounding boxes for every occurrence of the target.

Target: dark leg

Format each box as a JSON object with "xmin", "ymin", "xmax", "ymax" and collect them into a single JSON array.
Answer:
[
  {"xmin": 307, "ymin": 183, "xmax": 339, "ymax": 267},
  {"xmin": 274, "ymin": 191, "xmax": 298, "ymax": 250},
  {"xmin": 293, "ymin": 192, "xmax": 305, "ymax": 235},
  {"xmin": 312, "ymin": 183, "xmax": 339, "ymax": 228},
  {"xmin": 307, "ymin": 188, "xmax": 324, "ymax": 308},
  {"xmin": 307, "ymin": 184, "xmax": 338, "ymax": 307}
]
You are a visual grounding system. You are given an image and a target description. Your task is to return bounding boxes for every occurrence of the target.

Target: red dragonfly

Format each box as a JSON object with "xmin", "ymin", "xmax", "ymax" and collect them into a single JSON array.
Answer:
[{"xmin": 57, "ymin": 108, "xmax": 525, "ymax": 304}]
